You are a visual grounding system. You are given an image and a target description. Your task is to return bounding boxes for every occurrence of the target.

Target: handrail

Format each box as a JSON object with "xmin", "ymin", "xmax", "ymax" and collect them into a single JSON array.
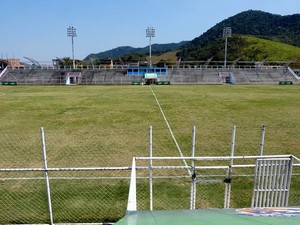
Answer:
[
  {"xmin": 135, "ymin": 154, "xmax": 294, "ymax": 161},
  {"xmin": 287, "ymin": 66, "xmax": 300, "ymax": 81},
  {"xmin": 0, "ymin": 66, "xmax": 8, "ymax": 79}
]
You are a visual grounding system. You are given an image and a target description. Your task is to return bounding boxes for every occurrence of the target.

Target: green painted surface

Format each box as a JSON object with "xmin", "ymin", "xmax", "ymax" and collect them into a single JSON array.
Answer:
[{"xmin": 115, "ymin": 208, "xmax": 300, "ymax": 225}]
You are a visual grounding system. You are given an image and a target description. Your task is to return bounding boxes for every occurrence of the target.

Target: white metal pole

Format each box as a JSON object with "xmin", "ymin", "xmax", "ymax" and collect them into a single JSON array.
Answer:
[
  {"xmin": 149, "ymin": 126, "xmax": 153, "ymax": 211},
  {"xmin": 284, "ymin": 159, "xmax": 293, "ymax": 206},
  {"xmin": 136, "ymin": 155, "xmax": 292, "ymax": 161},
  {"xmin": 230, "ymin": 125, "xmax": 236, "ymax": 167},
  {"xmin": 149, "ymin": 35, "xmax": 152, "ymax": 67},
  {"xmin": 259, "ymin": 125, "xmax": 266, "ymax": 156},
  {"xmin": 224, "ymin": 167, "xmax": 229, "ymax": 208},
  {"xmin": 224, "ymin": 36, "xmax": 228, "ymax": 68},
  {"xmin": 127, "ymin": 158, "xmax": 137, "ymax": 212},
  {"xmin": 40, "ymin": 127, "xmax": 54, "ymax": 225},
  {"xmin": 190, "ymin": 125, "xmax": 196, "ymax": 210},
  {"xmin": 67, "ymin": 26, "xmax": 76, "ymax": 69},
  {"xmin": 146, "ymin": 27, "xmax": 155, "ymax": 67},
  {"xmin": 223, "ymin": 27, "xmax": 231, "ymax": 68},
  {"xmin": 72, "ymin": 36, "xmax": 75, "ymax": 69},
  {"xmin": 225, "ymin": 125, "xmax": 236, "ymax": 208}
]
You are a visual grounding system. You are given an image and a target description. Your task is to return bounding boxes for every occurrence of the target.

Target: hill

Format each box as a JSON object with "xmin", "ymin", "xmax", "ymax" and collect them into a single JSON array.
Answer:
[
  {"xmin": 84, "ymin": 42, "xmax": 187, "ymax": 61},
  {"xmin": 178, "ymin": 10, "xmax": 300, "ymax": 60},
  {"xmin": 186, "ymin": 35, "xmax": 300, "ymax": 62},
  {"xmin": 83, "ymin": 10, "xmax": 300, "ymax": 64},
  {"xmin": 151, "ymin": 51, "xmax": 178, "ymax": 65}
]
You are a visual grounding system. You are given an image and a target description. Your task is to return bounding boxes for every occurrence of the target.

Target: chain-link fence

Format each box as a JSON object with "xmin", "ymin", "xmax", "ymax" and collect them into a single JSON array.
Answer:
[
  {"xmin": 134, "ymin": 156, "xmax": 300, "ymax": 211},
  {"xmin": 0, "ymin": 125, "xmax": 299, "ymax": 224}
]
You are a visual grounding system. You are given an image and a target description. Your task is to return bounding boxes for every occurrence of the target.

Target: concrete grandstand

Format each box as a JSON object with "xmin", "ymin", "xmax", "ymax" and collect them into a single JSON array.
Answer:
[{"xmin": 0, "ymin": 64, "xmax": 299, "ymax": 85}]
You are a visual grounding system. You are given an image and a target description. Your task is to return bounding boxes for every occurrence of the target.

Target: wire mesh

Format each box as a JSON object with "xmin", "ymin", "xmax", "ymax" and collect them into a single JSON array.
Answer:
[
  {"xmin": 0, "ymin": 125, "xmax": 299, "ymax": 224},
  {"xmin": 0, "ymin": 171, "xmax": 49, "ymax": 224}
]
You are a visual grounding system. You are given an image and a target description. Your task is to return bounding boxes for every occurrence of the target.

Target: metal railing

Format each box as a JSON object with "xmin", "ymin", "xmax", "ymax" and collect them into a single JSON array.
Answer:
[
  {"xmin": 1, "ymin": 126, "xmax": 300, "ymax": 224},
  {"xmin": 129, "ymin": 155, "xmax": 300, "ymax": 212}
]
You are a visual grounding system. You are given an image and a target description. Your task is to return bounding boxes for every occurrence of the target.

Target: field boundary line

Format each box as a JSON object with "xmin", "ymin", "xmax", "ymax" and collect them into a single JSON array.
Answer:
[{"xmin": 150, "ymin": 86, "xmax": 191, "ymax": 176}]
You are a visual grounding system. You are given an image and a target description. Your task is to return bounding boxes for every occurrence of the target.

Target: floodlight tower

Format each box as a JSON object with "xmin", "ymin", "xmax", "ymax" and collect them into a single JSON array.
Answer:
[
  {"xmin": 223, "ymin": 27, "xmax": 232, "ymax": 68},
  {"xmin": 67, "ymin": 26, "xmax": 77, "ymax": 69},
  {"xmin": 146, "ymin": 26, "xmax": 155, "ymax": 67}
]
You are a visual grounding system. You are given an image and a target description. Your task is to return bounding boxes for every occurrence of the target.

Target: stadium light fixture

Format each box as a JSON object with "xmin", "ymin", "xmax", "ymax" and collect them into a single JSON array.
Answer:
[
  {"xmin": 146, "ymin": 26, "xmax": 155, "ymax": 67},
  {"xmin": 67, "ymin": 26, "xmax": 77, "ymax": 69},
  {"xmin": 223, "ymin": 27, "xmax": 232, "ymax": 68}
]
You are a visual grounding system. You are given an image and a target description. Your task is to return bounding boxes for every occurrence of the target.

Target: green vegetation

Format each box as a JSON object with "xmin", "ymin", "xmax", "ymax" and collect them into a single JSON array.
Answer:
[
  {"xmin": 0, "ymin": 85, "xmax": 300, "ymax": 223},
  {"xmin": 180, "ymin": 35, "xmax": 300, "ymax": 64},
  {"xmin": 84, "ymin": 42, "xmax": 187, "ymax": 61},
  {"xmin": 178, "ymin": 10, "xmax": 300, "ymax": 61},
  {"xmin": 152, "ymin": 51, "xmax": 178, "ymax": 65},
  {"xmin": 82, "ymin": 10, "xmax": 300, "ymax": 67},
  {"xmin": 1, "ymin": 85, "xmax": 299, "ymax": 156},
  {"xmin": 241, "ymin": 36, "xmax": 300, "ymax": 61}
]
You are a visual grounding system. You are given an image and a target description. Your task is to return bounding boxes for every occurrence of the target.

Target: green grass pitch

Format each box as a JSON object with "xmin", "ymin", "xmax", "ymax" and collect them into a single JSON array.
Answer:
[
  {"xmin": 0, "ymin": 84, "xmax": 299, "ymax": 223},
  {"xmin": 0, "ymin": 85, "xmax": 299, "ymax": 159}
]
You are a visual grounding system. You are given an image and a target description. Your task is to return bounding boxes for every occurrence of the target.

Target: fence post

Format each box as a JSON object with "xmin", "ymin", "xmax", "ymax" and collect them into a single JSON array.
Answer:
[
  {"xmin": 190, "ymin": 125, "xmax": 196, "ymax": 210},
  {"xmin": 224, "ymin": 125, "xmax": 236, "ymax": 208},
  {"xmin": 40, "ymin": 127, "xmax": 54, "ymax": 225},
  {"xmin": 127, "ymin": 158, "xmax": 137, "ymax": 212},
  {"xmin": 149, "ymin": 126, "xmax": 153, "ymax": 211},
  {"xmin": 259, "ymin": 125, "xmax": 266, "ymax": 156}
]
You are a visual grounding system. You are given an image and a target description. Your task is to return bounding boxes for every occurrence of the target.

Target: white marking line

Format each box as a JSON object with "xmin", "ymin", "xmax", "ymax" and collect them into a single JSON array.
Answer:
[{"xmin": 150, "ymin": 86, "xmax": 191, "ymax": 176}]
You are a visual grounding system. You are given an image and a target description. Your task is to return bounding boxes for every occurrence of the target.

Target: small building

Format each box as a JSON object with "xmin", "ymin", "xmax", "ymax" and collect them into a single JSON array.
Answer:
[
  {"xmin": 144, "ymin": 72, "xmax": 158, "ymax": 85},
  {"xmin": 0, "ymin": 58, "xmax": 24, "ymax": 69},
  {"xmin": 66, "ymin": 72, "xmax": 81, "ymax": 85},
  {"xmin": 127, "ymin": 67, "xmax": 167, "ymax": 76}
]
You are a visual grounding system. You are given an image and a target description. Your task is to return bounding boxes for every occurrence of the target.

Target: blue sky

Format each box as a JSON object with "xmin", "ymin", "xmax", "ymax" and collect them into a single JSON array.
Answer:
[{"xmin": 1, "ymin": 0, "xmax": 300, "ymax": 63}]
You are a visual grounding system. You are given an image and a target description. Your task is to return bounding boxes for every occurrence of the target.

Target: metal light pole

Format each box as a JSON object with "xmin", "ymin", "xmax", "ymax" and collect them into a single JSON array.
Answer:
[
  {"xmin": 146, "ymin": 26, "xmax": 155, "ymax": 67},
  {"xmin": 223, "ymin": 27, "xmax": 232, "ymax": 68},
  {"xmin": 67, "ymin": 26, "xmax": 77, "ymax": 69}
]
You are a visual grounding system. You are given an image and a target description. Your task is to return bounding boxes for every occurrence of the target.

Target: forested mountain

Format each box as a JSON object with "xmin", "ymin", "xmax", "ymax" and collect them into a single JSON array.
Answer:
[
  {"xmin": 190, "ymin": 35, "xmax": 300, "ymax": 62},
  {"xmin": 178, "ymin": 10, "xmax": 300, "ymax": 60},
  {"xmin": 84, "ymin": 42, "xmax": 187, "ymax": 60},
  {"xmin": 83, "ymin": 10, "xmax": 300, "ymax": 62}
]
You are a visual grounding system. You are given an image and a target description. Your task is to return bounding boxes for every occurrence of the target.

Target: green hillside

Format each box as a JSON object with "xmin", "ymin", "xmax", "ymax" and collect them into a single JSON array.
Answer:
[
  {"xmin": 240, "ymin": 36, "xmax": 300, "ymax": 61},
  {"xmin": 82, "ymin": 10, "xmax": 300, "ymax": 66},
  {"xmin": 84, "ymin": 42, "xmax": 187, "ymax": 61},
  {"xmin": 178, "ymin": 10, "xmax": 300, "ymax": 61},
  {"xmin": 189, "ymin": 35, "xmax": 300, "ymax": 63}
]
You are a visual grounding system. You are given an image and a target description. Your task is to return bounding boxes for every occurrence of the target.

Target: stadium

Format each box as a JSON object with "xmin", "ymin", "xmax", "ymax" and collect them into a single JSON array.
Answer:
[
  {"xmin": 1, "ymin": 10, "xmax": 300, "ymax": 225},
  {"xmin": 0, "ymin": 58, "xmax": 299, "ymax": 85},
  {"xmin": 1, "ymin": 63, "xmax": 300, "ymax": 225}
]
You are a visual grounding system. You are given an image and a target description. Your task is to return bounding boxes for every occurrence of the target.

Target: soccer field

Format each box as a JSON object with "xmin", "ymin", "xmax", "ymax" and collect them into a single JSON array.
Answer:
[
  {"xmin": 0, "ymin": 84, "xmax": 299, "ymax": 159},
  {"xmin": 0, "ymin": 84, "xmax": 300, "ymax": 223}
]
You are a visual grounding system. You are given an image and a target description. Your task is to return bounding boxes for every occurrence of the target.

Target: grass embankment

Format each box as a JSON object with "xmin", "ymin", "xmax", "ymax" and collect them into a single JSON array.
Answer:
[
  {"xmin": 152, "ymin": 51, "xmax": 178, "ymax": 64},
  {"xmin": 240, "ymin": 35, "xmax": 300, "ymax": 62}
]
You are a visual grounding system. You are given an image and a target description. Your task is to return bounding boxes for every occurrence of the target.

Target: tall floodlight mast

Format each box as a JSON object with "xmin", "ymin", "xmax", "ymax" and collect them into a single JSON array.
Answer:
[
  {"xmin": 67, "ymin": 26, "xmax": 77, "ymax": 69},
  {"xmin": 146, "ymin": 26, "xmax": 155, "ymax": 67},
  {"xmin": 223, "ymin": 27, "xmax": 232, "ymax": 68}
]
